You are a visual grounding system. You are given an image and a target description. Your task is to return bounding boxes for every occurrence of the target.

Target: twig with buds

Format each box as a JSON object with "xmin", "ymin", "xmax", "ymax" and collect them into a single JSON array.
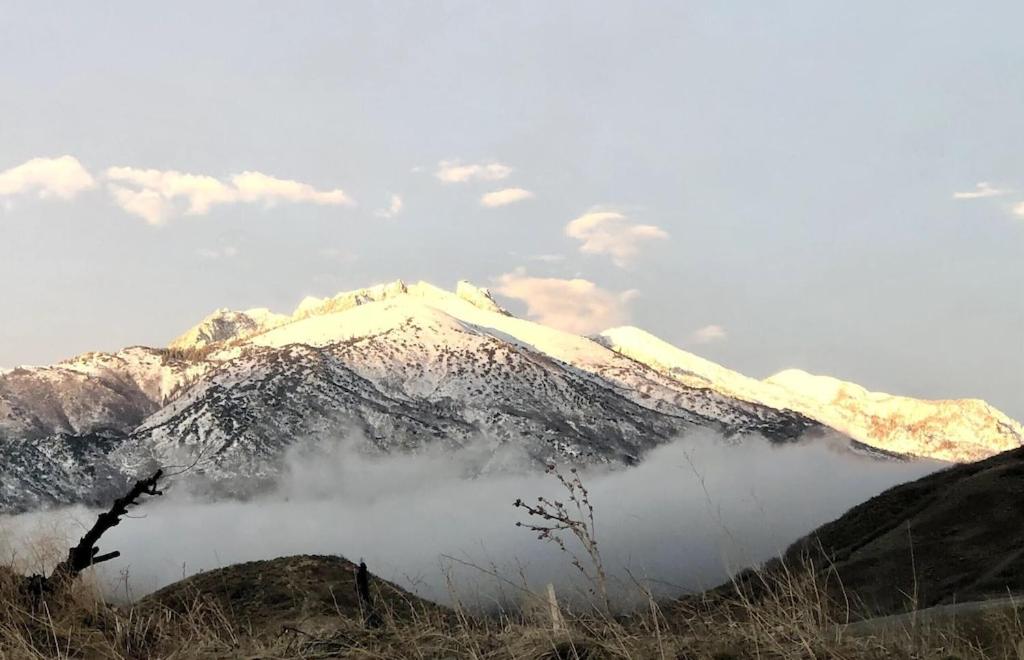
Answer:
[{"xmin": 514, "ymin": 464, "xmax": 610, "ymax": 613}]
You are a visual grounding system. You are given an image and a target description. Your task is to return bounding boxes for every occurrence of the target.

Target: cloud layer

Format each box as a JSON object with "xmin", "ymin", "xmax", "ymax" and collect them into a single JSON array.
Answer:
[
  {"xmin": 495, "ymin": 269, "xmax": 635, "ymax": 334},
  {"xmin": 565, "ymin": 210, "xmax": 668, "ymax": 267},
  {"xmin": 0, "ymin": 433, "xmax": 939, "ymax": 610},
  {"xmin": 0, "ymin": 156, "xmax": 95, "ymax": 200}
]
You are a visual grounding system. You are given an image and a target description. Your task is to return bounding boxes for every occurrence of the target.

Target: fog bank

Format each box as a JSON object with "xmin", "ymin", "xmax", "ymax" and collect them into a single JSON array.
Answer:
[{"xmin": 0, "ymin": 432, "xmax": 941, "ymax": 609}]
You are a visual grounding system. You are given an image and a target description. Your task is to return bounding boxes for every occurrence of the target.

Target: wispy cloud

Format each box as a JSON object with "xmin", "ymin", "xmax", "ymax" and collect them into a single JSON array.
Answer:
[
  {"xmin": 481, "ymin": 187, "xmax": 534, "ymax": 208},
  {"xmin": 952, "ymin": 182, "xmax": 1009, "ymax": 200},
  {"xmin": 0, "ymin": 156, "xmax": 95, "ymax": 200},
  {"xmin": 1014, "ymin": 202, "xmax": 1024, "ymax": 218},
  {"xmin": 565, "ymin": 209, "xmax": 668, "ymax": 267},
  {"xmin": 525, "ymin": 253, "xmax": 566, "ymax": 263},
  {"xmin": 494, "ymin": 269, "xmax": 635, "ymax": 335},
  {"xmin": 231, "ymin": 171, "xmax": 353, "ymax": 207},
  {"xmin": 374, "ymin": 194, "xmax": 404, "ymax": 219},
  {"xmin": 106, "ymin": 166, "xmax": 354, "ymax": 225},
  {"xmin": 196, "ymin": 246, "xmax": 239, "ymax": 259},
  {"xmin": 318, "ymin": 247, "xmax": 358, "ymax": 262},
  {"xmin": 690, "ymin": 324, "xmax": 727, "ymax": 344},
  {"xmin": 435, "ymin": 160, "xmax": 513, "ymax": 184}
]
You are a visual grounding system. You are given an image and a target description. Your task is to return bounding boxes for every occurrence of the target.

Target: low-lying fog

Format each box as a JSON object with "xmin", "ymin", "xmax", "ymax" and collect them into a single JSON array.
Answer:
[{"xmin": 0, "ymin": 432, "xmax": 941, "ymax": 610}]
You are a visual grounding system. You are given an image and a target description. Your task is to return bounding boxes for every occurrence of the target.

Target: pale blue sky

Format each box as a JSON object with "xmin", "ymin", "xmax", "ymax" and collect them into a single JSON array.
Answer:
[{"xmin": 1, "ymin": 1, "xmax": 1021, "ymax": 417}]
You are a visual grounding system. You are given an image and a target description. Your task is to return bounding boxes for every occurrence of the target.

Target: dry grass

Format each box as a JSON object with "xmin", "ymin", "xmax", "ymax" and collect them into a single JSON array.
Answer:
[{"xmin": 2, "ymin": 556, "xmax": 1024, "ymax": 659}]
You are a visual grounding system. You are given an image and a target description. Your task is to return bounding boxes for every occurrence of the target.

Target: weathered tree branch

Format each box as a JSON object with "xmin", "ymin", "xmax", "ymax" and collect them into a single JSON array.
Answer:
[{"xmin": 32, "ymin": 469, "xmax": 164, "ymax": 594}]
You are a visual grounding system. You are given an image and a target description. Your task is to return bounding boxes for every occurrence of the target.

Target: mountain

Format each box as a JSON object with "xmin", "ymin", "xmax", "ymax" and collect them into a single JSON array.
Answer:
[
  {"xmin": 765, "ymin": 369, "xmax": 1022, "ymax": 463},
  {"xmin": 117, "ymin": 281, "xmax": 816, "ymax": 497},
  {"xmin": 597, "ymin": 327, "xmax": 1023, "ymax": 463},
  {"xmin": 1, "ymin": 279, "xmax": 1018, "ymax": 512}
]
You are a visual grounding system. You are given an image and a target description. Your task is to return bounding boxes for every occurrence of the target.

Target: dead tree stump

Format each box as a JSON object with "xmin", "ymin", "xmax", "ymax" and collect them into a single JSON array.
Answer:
[{"xmin": 24, "ymin": 469, "xmax": 164, "ymax": 598}]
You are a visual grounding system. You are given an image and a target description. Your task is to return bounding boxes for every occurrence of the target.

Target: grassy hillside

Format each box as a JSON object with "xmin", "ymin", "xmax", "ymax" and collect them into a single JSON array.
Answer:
[
  {"xmin": 775, "ymin": 446, "xmax": 1024, "ymax": 616},
  {"xmin": 142, "ymin": 554, "xmax": 440, "ymax": 633},
  {"xmin": 5, "ymin": 552, "xmax": 1024, "ymax": 658}
]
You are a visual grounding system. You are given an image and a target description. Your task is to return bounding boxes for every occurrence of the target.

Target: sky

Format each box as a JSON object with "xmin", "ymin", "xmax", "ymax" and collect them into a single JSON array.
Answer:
[{"xmin": 0, "ymin": 1, "xmax": 1021, "ymax": 418}]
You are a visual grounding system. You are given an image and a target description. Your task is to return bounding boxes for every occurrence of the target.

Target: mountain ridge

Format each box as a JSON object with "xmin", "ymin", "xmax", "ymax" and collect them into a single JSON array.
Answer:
[{"xmin": 596, "ymin": 326, "xmax": 1022, "ymax": 463}]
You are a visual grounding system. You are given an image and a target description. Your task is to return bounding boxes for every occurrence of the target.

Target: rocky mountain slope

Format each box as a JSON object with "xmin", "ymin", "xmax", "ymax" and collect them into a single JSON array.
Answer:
[{"xmin": 1, "ymin": 280, "xmax": 1018, "ymax": 512}]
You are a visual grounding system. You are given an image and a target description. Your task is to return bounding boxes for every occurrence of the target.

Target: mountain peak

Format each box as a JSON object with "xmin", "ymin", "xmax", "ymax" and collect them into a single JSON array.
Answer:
[
  {"xmin": 170, "ymin": 280, "xmax": 509, "ymax": 352},
  {"xmin": 292, "ymin": 280, "xmax": 411, "ymax": 320},
  {"xmin": 169, "ymin": 307, "xmax": 290, "ymax": 351},
  {"xmin": 455, "ymin": 280, "xmax": 509, "ymax": 315}
]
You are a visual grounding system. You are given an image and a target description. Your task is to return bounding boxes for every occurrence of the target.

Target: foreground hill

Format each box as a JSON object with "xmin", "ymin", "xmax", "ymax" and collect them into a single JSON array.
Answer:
[
  {"xmin": 143, "ymin": 555, "xmax": 436, "ymax": 633},
  {"xmin": 1, "ymin": 279, "xmax": 1019, "ymax": 511},
  {"xmin": 7, "ymin": 551, "xmax": 1022, "ymax": 658},
  {"xmin": 765, "ymin": 446, "xmax": 1024, "ymax": 616}
]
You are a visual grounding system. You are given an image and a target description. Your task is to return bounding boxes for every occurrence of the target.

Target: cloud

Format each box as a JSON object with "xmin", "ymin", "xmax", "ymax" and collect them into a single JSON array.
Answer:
[
  {"xmin": 196, "ymin": 246, "xmax": 238, "ymax": 259},
  {"xmin": 435, "ymin": 160, "xmax": 513, "ymax": 184},
  {"xmin": 691, "ymin": 324, "xmax": 727, "ymax": 344},
  {"xmin": 231, "ymin": 171, "xmax": 353, "ymax": 207},
  {"xmin": 374, "ymin": 194, "xmax": 404, "ymax": 219},
  {"xmin": 106, "ymin": 166, "xmax": 353, "ymax": 225},
  {"xmin": 525, "ymin": 253, "xmax": 565, "ymax": 263},
  {"xmin": 106, "ymin": 167, "xmax": 236, "ymax": 225},
  {"xmin": 495, "ymin": 269, "xmax": 635, "ymax": 335},
  {"xmin": 107, "ymin": 186, "xmax": 167, "ymax": 225},
  {"xmin": 1014, "ymin": 202, "xmax": 1024, "ymax": 218},
  {"xmin": 0, "ymin": 156, "xmax": 95, "ymax": 200},
  {"xmin": 952, "ymin": 182, "xmax": 1009, "ymax": 200},
  {"xmin": 481, "ymin": 187, "xmax": 535, "ymax": 208},
  {"xmin": 107, "ymin": 167, "xmax": 236, "ymax": 216},
  {"xmin": 565, "ymin": 209, "xmax": 668, "ymax": 267}
]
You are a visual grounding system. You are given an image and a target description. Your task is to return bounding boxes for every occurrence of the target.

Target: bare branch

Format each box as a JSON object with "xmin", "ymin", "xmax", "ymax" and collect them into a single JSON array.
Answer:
[
  {"xmin": 50, "ymin": 469, "xmax": 164, "ymax": 583},
  {"xmin": 514, "ymin": 464, "xmax": 611, "ymax": 613}
]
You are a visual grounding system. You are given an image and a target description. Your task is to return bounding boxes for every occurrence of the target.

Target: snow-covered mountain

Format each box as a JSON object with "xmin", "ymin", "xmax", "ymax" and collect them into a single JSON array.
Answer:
[
  {"xmin": 1, "ymin": 280, "xmax": 1019, "ymax": 512},
  {"xmin": 764, "ymin": 369, "xmax": 1023, "ymax": 463},
  {"xmin": 597, "ymin": 326, "xmax": 1023, "ymax": 463}
]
